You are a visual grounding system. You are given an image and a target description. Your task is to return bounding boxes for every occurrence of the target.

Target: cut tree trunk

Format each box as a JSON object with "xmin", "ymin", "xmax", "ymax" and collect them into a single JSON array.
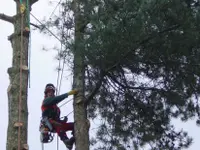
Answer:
[{"xmin": 5, "ymin": 1, "xmax": 38, "ymax": 150}]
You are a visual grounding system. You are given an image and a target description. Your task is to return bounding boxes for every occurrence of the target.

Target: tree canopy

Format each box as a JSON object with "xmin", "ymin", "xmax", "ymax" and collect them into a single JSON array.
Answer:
[{"xmin": 46, "ymin": 0, "xmax": 200, "ymax": 149}]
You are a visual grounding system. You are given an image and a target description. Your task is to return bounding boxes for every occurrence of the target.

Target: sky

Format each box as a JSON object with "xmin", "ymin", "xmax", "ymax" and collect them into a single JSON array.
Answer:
[{"xmin": 0, "ymin": 1, "xmax": 200, "ymax": 150}]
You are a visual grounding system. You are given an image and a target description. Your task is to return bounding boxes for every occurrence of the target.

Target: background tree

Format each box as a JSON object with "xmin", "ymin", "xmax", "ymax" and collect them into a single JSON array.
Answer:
[{"xmin": 44, "ymin": 0, "xmax": 200, "ymax": 149}]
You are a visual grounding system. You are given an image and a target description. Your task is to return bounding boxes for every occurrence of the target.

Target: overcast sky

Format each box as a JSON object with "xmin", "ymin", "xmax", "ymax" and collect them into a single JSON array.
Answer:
[{"xmin": 0, "ymin": 1, "xmax": 200, "ymax": 150}]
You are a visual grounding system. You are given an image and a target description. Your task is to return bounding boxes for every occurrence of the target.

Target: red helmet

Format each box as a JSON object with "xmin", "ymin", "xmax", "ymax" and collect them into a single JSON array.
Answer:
[{"xmin": 44, "ymin": 83, "xmax": 55, "ymax": 94}]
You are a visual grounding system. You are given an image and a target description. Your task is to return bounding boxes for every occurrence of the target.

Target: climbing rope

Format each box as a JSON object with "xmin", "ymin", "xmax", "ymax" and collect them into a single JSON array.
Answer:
[
  {"xmin": 55, "ymin": 5, "xmax": 65, "ymax": 149},
  {"xmin": 30, "ymin": 13, "xmax": 62, "ymax": 43},
  {"xmin": 18, "ymin": 2, "xmax": 26, "ymax": 150},
  {"xmin": 55, "ymin": 29, "xmax": 62, "ymax": 150},
  {"xmin": 17, "ymin": 1, "xmax": 31, "ymax": 150},
  {"xmin": 26, "ymin": 0, "xmax": 31, "ymax": 88},
  {"xmin": 47, "ymin": 0, "xmax": 63, "ymax": 22},
  {"xmin": 29, "ymin": 2, "xmax": 76, "ymax": 150},
  {"xmin": 18, "ymin": 5, "xmax": 23, "ymax": 150},
  {"xmin": 58, "ymin": 98, "xmax": 73, "ymax": 108},
  {"xmin": 55, "ymin": 41, "xmax": 63, "ymax": 96}
]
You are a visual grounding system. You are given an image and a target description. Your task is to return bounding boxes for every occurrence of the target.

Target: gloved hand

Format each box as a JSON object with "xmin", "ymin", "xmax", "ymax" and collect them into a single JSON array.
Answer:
[{"xmin": 67, "ymin": 89, "xmax": 78, "ymax": 95}]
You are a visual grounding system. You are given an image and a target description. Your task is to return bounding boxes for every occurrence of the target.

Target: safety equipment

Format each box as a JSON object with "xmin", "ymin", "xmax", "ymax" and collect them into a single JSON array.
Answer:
[
  {"xmin": 44, "ymin": 83, "xmax": 55, "ymax": 94},
  {"xmin": 39, "ymin": 116, "xmax": 69, "ymax": 143},
  {"xmin": 42, "ymin": 117, "xmax": 53, "ymax": 131},
  {"xmin": 67, "ymin": 90, "xmax": 78, "ymax": 95},
  {"xmin": 40, "ymin": 127, "xmax": 54, "ymax": 143},
  {"xmin": 39, "ymin": 117, "xmax": 54, "ymax": 143}
]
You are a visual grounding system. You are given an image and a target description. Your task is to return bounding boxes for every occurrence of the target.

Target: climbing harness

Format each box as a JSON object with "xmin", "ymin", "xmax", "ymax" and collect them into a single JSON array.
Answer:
[
  {"xmin": 39, "ymin": 117, "xmax": 54, "ymax": 143},
  {"xmin": 39, "ymin": 115, "xmax": 69, "ymax": 144}
]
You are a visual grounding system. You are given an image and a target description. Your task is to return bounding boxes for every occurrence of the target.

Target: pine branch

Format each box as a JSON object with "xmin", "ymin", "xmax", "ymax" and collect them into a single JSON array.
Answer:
[
  {"xmin": 0, "ymin": 13, "xmax": 14, "ymax": 24},
  {"xmin": 107, "ymin": 73, "xmax": 165, "ymax": 92},
  {"xmin": 84, "ymin": 25, "xmax": 180, "ymax": 106},
  {"xmin": 106, "ymin": 24, "xmax": 181, "ymax": 72},
  {"xmin": 85, "ymin": 71, "xmax": 105, "ymax": 105}
]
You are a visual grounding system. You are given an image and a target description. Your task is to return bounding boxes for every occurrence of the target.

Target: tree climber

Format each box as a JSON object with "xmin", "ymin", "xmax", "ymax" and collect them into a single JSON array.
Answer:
[{"xmin": 40, "ymin": 83, "xmax": 78, "ymax": 150}]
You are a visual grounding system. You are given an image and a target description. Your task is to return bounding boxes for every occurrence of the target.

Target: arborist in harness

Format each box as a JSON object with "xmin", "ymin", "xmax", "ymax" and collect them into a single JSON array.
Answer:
[{"xmin": 40, "ymin": 83, "xmax": 78, "ymax": 150}]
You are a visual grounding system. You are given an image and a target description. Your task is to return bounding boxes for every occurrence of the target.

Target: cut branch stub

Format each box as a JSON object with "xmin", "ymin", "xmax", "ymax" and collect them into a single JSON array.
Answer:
[
  {"xmin": 14, "ymin": 122, "xmax": 23, "ymax": 127},
  {"xmin": 23, "ymin": 144, "xmax": 29, "ymax": 150},
  {"xmin": 21, "ymin": 65, "xmax": 29, "ymax": 71}
]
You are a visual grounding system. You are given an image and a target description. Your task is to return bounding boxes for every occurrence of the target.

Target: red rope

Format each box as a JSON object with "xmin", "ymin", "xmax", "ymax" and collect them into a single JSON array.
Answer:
[{"xmin": 18, "ymin": 8, "xmax": 24, "ymax": 150}]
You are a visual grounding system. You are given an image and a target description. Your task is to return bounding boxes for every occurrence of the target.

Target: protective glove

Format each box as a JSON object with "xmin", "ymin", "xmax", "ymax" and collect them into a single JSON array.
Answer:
[{"xmin": 67, "ymin": 89, "xmax": 78, "ymax": 95}]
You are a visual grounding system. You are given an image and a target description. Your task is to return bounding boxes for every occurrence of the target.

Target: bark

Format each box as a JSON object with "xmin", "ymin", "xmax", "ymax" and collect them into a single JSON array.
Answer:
[
  {"xmin": 73, "ymin": 0, "xmax": 90, "ymax": 150},
  {"xmin": 4, "ymin": 1, "xmax": 37, "ymax": 150},
  {"xmin": 0, "ymin": 13, "xmax": 14, "ymax": 23}
]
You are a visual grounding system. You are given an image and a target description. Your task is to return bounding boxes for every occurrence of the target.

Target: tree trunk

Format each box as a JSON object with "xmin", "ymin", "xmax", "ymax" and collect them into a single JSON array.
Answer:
[
  {"xmin": 73, "ymin": 0, "xmax": 90, "ymax": 150},
  {"xmin": 5, "ymin": 1, "xmax": 37, "ymax": 150}
]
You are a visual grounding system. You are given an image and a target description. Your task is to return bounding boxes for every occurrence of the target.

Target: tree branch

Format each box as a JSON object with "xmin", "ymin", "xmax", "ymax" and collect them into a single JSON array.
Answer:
[
  {"xmin": 106, "ymin": 24, "xmax": 181, "ymax": 72},
  {"xmin": 85, "ymin": 71, "xmax": 105, "ymax": 105},
  {"xmin": 84, "ymin": 25, "xmax": 180, "ymax": 105},
  {"xmin": 30, "ymin": 22, "xmax": 41, "ymax": 29},
  {"xmin": 30, "ymin": 0, "xmax": 39, "ymax": 5},
  {"xmin": 0, "ymin": 13, "xmax": 14, "ymax": 24},
  {"xmin": 107, "ymin": 73, "xmax": 165, "ymax": 92}
]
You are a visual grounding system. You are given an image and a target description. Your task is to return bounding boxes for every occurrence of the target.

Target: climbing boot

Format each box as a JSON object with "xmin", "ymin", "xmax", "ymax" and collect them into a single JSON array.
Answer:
[{"xmin": 63, "ymin": 137, "xmax": 75, "ymax": 150}]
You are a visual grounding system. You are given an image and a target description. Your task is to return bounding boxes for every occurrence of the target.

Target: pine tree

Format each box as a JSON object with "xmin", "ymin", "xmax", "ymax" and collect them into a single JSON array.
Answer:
[
  {"xmin": 73, "ymin": 0, "xmax": 90, "ymax": 149},
  {"xmin": 43, "ymin": 0, "xmax": 200, "ymax": 149},
  {"xmin": 84, "ymin": 0, "xmax": 200, "ymax": 149}
]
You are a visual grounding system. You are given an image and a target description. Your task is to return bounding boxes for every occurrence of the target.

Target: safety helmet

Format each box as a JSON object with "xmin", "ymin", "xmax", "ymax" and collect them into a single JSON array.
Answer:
[{"xmin": 44, "ymin": 83, "xmax": 55, "ymax": 94}]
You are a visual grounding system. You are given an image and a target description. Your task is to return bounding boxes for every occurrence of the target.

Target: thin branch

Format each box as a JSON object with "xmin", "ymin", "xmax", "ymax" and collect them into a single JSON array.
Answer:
[
  {"xmin": 30, "ymin": 13, "xmax": 62, "ymax": 42},
  {"xmin": 106, "ymin": 76, "xmax": 121, "ymax": 92},
  {"xmin": 143, "ymin": 60, "xmax": 200, "ymax": 66},
  {"xmin": 30, "ymin": 22, "xmax": 41, "ymax": 29},
  {"xmin": 107, "ymin": 72, "xmax": 165, "ymax": 92},
  {"xmin": 0, "ymin": 13, "xmax": 14, "ymax": 24},
  {"xmin": 85, "ymin": 71, "xmax": 105, "ymax": 105}
]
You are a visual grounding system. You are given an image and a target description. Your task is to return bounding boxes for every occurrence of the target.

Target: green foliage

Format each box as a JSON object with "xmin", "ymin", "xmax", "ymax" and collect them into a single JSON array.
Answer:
[
  {"xmin": 49, "ymin": 0, "xmax": 200, "ymax": 149},
  {"xmin": 84, "ymin": 0, "xmax": 200, "ymax": 149}
]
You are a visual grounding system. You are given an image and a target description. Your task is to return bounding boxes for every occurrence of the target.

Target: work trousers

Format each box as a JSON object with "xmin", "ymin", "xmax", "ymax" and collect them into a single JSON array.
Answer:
[{"xmin": 49, "ymin": 119, "xmax": 74, "ymax": 140}]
